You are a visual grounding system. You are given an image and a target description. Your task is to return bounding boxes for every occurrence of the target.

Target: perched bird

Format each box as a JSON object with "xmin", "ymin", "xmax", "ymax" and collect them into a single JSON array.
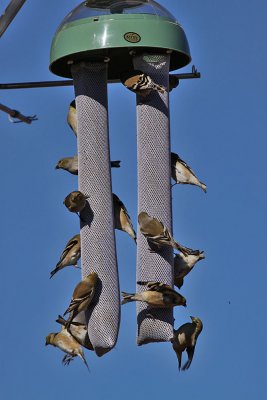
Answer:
[
  {"xmin": 67, "ymin": 100, "xmax": 77, "ymax": 136},
  {"xmin": 122, "ymin": 281, "xmax": 186, "ymax": 308},
  {"xmin": 171, "ymin": 152, "xmax": 207, "ymax": 192},
  {"xmin": 138, "ymin": 211, "xmax": 191, "ymax": 256},
  {"xmin": 50, "ymin": 234, "xmax": 81, "ymax": 279},
  {"xmin": 45, "ymin": 328, "xmax": 89, "ymax": 369},
  {"xmin": 63, "ymin": 272, "xmax": 98, "ymax": 329},
  {"xmin": 55, "ymin": 155, "xmax": 121, "ymax": 175},
  {"xmin": 64, "ymin": 191, "xmax": 88, "ymax": 216},
  {"xmin": 113, "ymin": 193, "xmax": 136, "ymax": 243},
  {"xmin": 120, "ymin": 70, "xmax": 165, "ymax": 97},
  {"xmin": 174, "ymin": 250, "xmax": 205, "ymax": 289},
  {"xmin": 169, "ymin": 75, "xmax": 179, "ymax": 92},
  {"xmin": 171, "ymin": 316, "xmax": 203, "ymax": 371},
  {"xmin": 56, "ymin": 315, "xmax": 93, "ymax": 351}
]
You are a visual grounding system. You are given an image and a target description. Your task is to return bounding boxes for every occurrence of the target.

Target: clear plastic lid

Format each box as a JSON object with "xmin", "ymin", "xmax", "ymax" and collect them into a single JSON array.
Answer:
[{"xmin": 60, "ymin": 1, "xmax": 177, "ymax": 26}]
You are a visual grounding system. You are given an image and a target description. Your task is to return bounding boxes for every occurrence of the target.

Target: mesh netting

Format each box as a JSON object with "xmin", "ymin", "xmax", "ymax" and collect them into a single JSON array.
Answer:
[
  {"xmin": 134, "ymin": 53, "xmax": 174, "ymax": 345},
  {"xmin": 71, "ymin": 62, "xmax": 120, "ymax": 356}
]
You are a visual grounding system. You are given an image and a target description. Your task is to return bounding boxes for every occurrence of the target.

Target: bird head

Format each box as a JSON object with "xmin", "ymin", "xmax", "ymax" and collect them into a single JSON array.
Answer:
[
  {"xmin": 70, "ymin": 99, "xmax": 76, "ymax": 109},
  {"xmin": 86, "ymin": 271, "xmax": 98, "ymax": 284},
  {"xmin": 45, "ymin": 333, "xmax": 56, "ymax": 346},
  {"xmin": 190, "ymin": 316, "xmax": 203, "ymax": 328},
  {"xmin": 55, "ymin": 159, "xmax": 65, "ymax": 170},
  {"xmin": 138, "ymin": 211, "xmax": 149, "ymax": 224}
]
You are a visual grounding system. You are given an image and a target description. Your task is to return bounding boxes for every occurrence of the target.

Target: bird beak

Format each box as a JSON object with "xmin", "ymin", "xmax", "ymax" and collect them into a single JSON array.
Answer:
[
  {"xmin": 55, "ymin": 165, "xmax": 59, "ymax": 169},
  {"xmin": 45, "ymin": 342, "xmax": 48, "ymax": 346}
]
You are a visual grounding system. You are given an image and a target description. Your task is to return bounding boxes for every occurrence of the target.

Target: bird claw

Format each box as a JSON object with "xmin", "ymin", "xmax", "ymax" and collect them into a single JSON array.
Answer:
[{"xmin": 62, "ymin": 354, "xmax": 74, "ymax": 366}]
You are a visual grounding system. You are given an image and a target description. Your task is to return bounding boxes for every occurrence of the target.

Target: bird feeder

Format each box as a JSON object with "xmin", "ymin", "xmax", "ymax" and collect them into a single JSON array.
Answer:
[{"xmin": 50, "ymin": 0, "xmax": 191, "ymax": 354}]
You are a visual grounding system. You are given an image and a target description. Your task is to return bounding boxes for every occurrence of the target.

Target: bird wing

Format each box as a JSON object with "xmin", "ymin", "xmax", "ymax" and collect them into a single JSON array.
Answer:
[
  {"xmin": 172, "ymin": 153, "xmax": 198, "ymax": 179},
  {"xmin": 182, "ymin": 346, "xmax": 195, "ymax": 370},
  {"xmin": 59, "ymin": 236, "xmax": 80, "ymax": 261}
]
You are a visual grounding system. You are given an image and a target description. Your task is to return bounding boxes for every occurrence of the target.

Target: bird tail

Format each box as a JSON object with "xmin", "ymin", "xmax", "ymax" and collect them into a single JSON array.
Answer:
[
  {"xmin": 56, "ymin": 315, "xmax": 67, "ymax": 326},
  {"xmin": 200, "ymin": 182, "xmax": 207, "ymax": 193},
  {"xmin": 49, "ymin": 267, "xmax": 59, "ymax": 279},
  {"xmin": 111, "ymin": 160, "xmax": 121, "ymax": 168},
  {"xmin": 121, "ymin": 292, "xmax": 137, "ymax": 305},
  {"xmin": 79, "ymin": 353, "xmax": 90, "ymax": 371}
]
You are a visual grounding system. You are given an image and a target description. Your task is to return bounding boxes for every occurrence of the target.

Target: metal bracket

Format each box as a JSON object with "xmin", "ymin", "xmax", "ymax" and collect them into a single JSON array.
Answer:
[{"xmin": 0, "ymin": 66, "xmax": 201, "ymax": 90}]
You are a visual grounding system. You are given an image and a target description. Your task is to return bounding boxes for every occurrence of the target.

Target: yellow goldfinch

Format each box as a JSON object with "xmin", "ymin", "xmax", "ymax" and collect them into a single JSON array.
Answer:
[
  {"xmin": 56, "ymin": 315, "xmax": 93, "ymax": 351},
  {"xmin": 45, "ymin": 328, "xmax": 89, "ymax": 369},
  {"xmin": 122, "ymin": 281, "xmax": 186, "ymax": 308},
  {"xmin": 113, "ymin": 193, "xmax": 136, "ymax": 243},
  {"xmin": 63, "ymin": 272, "xmax": 98, "ymax": 329},
  {"xmin": 63, "ymin": 191, "xmax": 88, "ymax": 216},
  {"xmin": 50, "ymin": 234, "xmax": 81, "ymax": 279},
  {"xmin": 171, "ymin": 316, "xmax": 203, "ymax": 371},
  {"xmin": 55, "ymin": 155, "xmax": 121, "ymax": 175},
  {"xmin": 174, "ymin": 250, "xmax": 205, "ymax": 288},
  {"xmin": 138, "ymin": 211, "xmax": 191, "ymax": 256},
  {"xmin": 67, "ymin": 100, "xmax": 77, "ymax": 136},
  {"xmin": 171, "ymin": 152, "xmax": 207, "ymax": 192},
  {"xmin": 120, "ymin": 70, "xmax": 165, "ymax": 97}
]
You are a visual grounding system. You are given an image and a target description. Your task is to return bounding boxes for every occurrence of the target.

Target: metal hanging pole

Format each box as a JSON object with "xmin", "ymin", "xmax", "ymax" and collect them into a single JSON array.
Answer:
[
  {"xmin": 71, "ymin": 61, "xmax": 120, "ymax": 357},
  {"xmin": 0, "ymin": 0, "xmax": 27, "ymax": 37},
  {"xmin": 134, "ymin": 53, "xmax": 174, "ymax": 345}
]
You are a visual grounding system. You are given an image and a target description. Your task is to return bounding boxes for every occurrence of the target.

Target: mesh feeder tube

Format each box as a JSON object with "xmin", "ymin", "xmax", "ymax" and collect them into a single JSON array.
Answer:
[
  {"xmin": 134, "ymin": 53, "xmax": 174, "ymax": 345},
  {"xmin": 71, "ymin": 62, "xmax": 120, "ymax": 357}
]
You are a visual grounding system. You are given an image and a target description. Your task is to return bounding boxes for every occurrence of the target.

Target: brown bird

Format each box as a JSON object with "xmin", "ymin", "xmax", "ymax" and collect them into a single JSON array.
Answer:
[
  {"xmin": 67, "ymin": 100, "xmax": 77, "ymax": 137},
  {"xmin": 138, "ymin": 212, "xmax": 191, "ymax": 256},
  {"xmin": 55, "ymin": 155, "xmax": 121, "ymax": 175},
  {"xmin": 50, "ymin": 234, "xmax": 81, "ymax": 279},
  {"xmin": 171, "ymin": 152, "xmax": 207, "ymax": 192},
  {"xmin": 171, "ymin": 316, "xmax": 203, "ymax": 371},
  {"xmin": 56, "ymin": 315, "xmax": 93, "ymax": 351},
  {"xmin": 45, "ymin": 328, "xmax": 89, "ymax": 369},
  {"xmin": 174, "ymin": 250, "xmax": 205, "ymax": 289},
  {"xmin": 120, "ymin": 70, "xmax": 165, "ymax": 97},
  {"xmin": 122, "ymin": 281, "xmax": 186, "ymax": 308},
  {"xmin": 63, "ymin": 272, "xmax": 98, "ymax": 329},
  {"xmin": 113, "ymin": 193, "xmax": 136, "ymax": 243},
  {"xmin": 63, "ymin": 191, "xmax": 88, "ymax": 217}
]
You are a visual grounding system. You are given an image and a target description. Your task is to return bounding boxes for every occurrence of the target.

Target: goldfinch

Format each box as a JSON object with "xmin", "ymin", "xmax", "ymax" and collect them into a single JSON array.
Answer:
[
  {"xmin": 171, "ymin": 316, "xmax": 203, "ymax": 371},
  {"xmin": 55, "ymin": 155, "xmax": 121, "ymax": 175},
  {"xmin": 45, "ymin": 328, "xmax": 89, "ymax": 369},
  {"xmin": 122, "ymin": 281, "xmax": 186, "ymax": 308},
  {"xmin": 56, "ymin": 315, "xmax": 93, "ymax": 351},
  {"xmin": 50, "ymin": 234, "xmax": 81, "ymax": 279},
  {"xmin": 120, "ymin": 70, "xmax": 165, "ymax": 97},
  {"xmin": 63, "ymin": 272, "xmax": 98, "ymax": 329},
  {"xmin": 138, "ymin": 211, "xmax": 191, "ymax": 256},
  {"xmin": 174, "ymin": 250, "xmax": 205, "ymax": 288},
  {"xmin": 63, "ymin": 191, "xmax": 88, "ymax": 215},
  {"xmin": 171, "ymin": 152, "xmax": 207, "ymax": 192},
  {"xmin": 67, "ymin": 100, "xmax": 77, "ymax": 136},
  {"xmin": 113, "ymin": 193, "xmax": 136, "ymax": 243}
]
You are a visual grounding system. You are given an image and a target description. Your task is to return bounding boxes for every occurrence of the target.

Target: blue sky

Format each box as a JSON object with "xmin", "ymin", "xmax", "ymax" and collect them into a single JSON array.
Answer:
[{"xmin": 0, "ymin": 1, "xmax": 267, "ymax": 399}]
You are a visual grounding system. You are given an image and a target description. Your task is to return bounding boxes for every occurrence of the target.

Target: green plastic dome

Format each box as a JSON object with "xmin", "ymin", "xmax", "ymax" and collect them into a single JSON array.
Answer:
[{"xmin": 50, "ymin": 0, "xmax": 191, "ymax": 79}]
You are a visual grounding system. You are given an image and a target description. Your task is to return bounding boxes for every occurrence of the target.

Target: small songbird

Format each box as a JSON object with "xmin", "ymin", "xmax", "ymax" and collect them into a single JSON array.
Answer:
[
  {"xmin": 113, "ymin": 193, "xmax": 136, "ymax": 243},
  {"xmin": 63, "ymin": 191, "xmax": 88, "ymax": 216},
  {"xmin": 138, "ymin": 211, "xmax": 191, "ymax": 256},
  {"xmin": 45, "ymin": 328, "xmax": 89, "ymax": 369},
  {"xmin": 56, "ymin": 315, "xmax": 93, "ymax": 351},
  {"xmin": 122, "ymin": 281, "xmax": 186, "ymax": 308},
  {"xmin": 120, "ymin": 70, "xmax": 165, "ymax": 97},
  {"xmin": 169, "ymin": 75, "xmax": 179, "ymax": 92},
  {"xmin": 63, "ymin": 272, "xmax": 98, "ymax": 329},
  {"xmin": 174, "ymin": 250, "xmax": 205, "ymax": 289},
  {"xmin": 55, "ymin": 155, "xmax": 121, "ymax": 175},
  {"xmin": 67, "ymin": 100, "xmax": 77, "ymax": 136},
  {"xmin": 171, "ymin": 152, "xmax": 207, "ymax": 192},
  {"xmin": 171, "ymin": 316, "xmax": 203, "ymax": 371},
  {"xmin": 50, "ymin": 234, "xmax": 81, "ymax": 279}
]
